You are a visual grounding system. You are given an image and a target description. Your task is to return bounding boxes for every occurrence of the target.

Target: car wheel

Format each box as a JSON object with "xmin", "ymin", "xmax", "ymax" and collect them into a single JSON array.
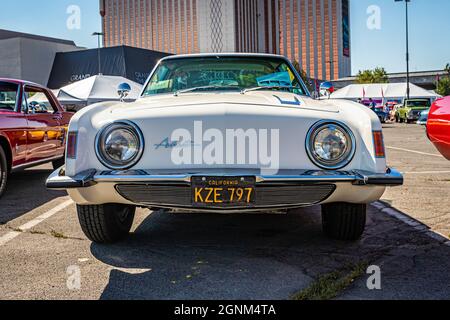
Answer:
[
  {"xmin": 0, "ymin": 147, "xmax": 8, "ymax": 198},
  {"xmin": 77, "ymin": 204, "xmax": 136, "ymax": 243},
  {"xmin": 52, "ymin": 157, "xmax": 65, "ymax": 170},
  {"xmin": 321, "ymin": 203, "xmax": 367, "ymax": 241}
]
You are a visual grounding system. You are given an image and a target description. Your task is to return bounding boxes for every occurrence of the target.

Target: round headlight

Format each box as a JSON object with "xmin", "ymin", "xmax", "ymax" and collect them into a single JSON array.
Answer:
[
  {"xmin": 96, "ymin": 121, "xmax": 144, "ymax": 169},
  {"xmin": 306, "ymin": 121, "xmax": 356, "ymax": 170}
]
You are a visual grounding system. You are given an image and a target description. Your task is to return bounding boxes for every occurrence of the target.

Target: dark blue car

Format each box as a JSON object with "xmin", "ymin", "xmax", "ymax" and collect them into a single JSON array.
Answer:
[{"xmin": 373, "ymin": 107, "xmax": 389, "ymax": 123}]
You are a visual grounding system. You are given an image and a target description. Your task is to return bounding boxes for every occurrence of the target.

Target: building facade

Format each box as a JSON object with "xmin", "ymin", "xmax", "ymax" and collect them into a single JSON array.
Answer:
[
  {"xmin": 0, "ymin": 29, "xmax": 82, "ymax": 86},
  {"xmin": 101, "ymin": 0, "xmax": 351, "ymax": 79}
]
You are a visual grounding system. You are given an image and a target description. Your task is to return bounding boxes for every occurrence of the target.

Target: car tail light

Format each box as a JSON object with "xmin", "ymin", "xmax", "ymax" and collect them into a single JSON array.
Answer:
[
  {"xmin": 67, "ymin": 132, "xmax": 78, "ymax": 159},
  {"xmin": 373, "ymin": 131, "xmax": 386, "ymax": 158}
]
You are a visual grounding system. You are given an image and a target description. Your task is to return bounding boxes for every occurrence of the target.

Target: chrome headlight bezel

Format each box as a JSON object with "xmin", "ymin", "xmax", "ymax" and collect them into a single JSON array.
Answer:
[
  {"xmin": 95, "ymin": 121, "xmax": 145, "ymax": 170},
  {"xmin": 306, "ymin": 120, "xmax": 356, "ymax": 170}
]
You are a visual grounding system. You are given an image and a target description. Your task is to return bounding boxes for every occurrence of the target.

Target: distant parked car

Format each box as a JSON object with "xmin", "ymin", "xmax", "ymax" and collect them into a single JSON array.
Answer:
[
  {"xmin": 0, "ymin": 79, "xmax": 73, "ymax": 198},
  {"xmin": 416, "ymin": 109, "xmax": 429, "ymax": 125},
  {"xmin": 373, "ymin": 107, "xmax": 389, "ymax": 123},
  {"xmin": 390, "ymin": 104, "xmax": 402, "ymax": 122},
  {"xmin": 396, "ymin": 99, "xmax": 431, "ymax": 123},
  {"xmin": 427, "ymin": 96, "xmax": 450, "ymax": 160}
]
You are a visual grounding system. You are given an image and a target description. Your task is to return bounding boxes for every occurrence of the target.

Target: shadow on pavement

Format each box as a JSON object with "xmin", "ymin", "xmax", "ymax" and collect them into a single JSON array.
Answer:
[
  {"xmin": 0, "ymin": 168, "xmax": 66, "ymax": 223},
  {"xmin": 91, "ymin": 205, "xmax": 450, "ymax": 300}
]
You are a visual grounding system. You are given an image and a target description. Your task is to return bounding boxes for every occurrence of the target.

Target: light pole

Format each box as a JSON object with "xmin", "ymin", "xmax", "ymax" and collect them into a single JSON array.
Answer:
[
  {"xmin": 92, "ymin": 32, "xmax": 104, "ymax": 75},
  {"xmin": 395, "ymin": 0, "xmax": 411, "ymax": 99}
]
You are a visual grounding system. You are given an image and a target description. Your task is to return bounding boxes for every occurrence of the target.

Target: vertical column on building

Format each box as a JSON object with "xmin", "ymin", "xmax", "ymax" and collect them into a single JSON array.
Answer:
[
  {"xmin": 289, "ymin": 0, "xmax": 295, "ymax": 61},
  {"xmin": 312, "ymin": 0, "xmax": 318, "ymax": 81},
  {"xmin": 297, "ymin": 0, "xmax": 303, "ymax": 71},
  {"xmin": 336, "ymin": 0, "xmax": 342, "ymax": 79},
  {"xmin": 172, "ymin": 0, "xmax": 176, "ymax": 54},
  {"xmin": 148, "ymin": 0, "xmax": 153, "ymax": 49},
  {"xmin": 320, "ymin": 0, "xmax": 326, "ymax": 80},
  {"xmin": 305, "ymin": 0, "xmax": 311, "ymax": 78}
]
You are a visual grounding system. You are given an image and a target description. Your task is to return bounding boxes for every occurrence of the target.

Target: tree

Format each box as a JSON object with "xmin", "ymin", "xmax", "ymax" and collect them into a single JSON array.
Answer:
[
  {"xmin": 356, "ymin": 67, "xmax": 389, "ymax": 84},
  {"xmin": 355, "ymin": 70, "xmax": 374, "ymax": 84},
  {"xmin": 436, "ymin": 77, "xmax": 450, "ymax": 96},
  {"xmin": 436, "ymin": 63, "xmax": 450, "ymax": 96},
  {"xmin": 445, "ymin": 63, "xmax": 450, "ymax": 75},
  {"xmin": 292, "ymin": 60, "xmax": 313, "ymax": 92},
  {"xmin": 372, "ymin": 67, "xmax": 389, "ymax": 83}
]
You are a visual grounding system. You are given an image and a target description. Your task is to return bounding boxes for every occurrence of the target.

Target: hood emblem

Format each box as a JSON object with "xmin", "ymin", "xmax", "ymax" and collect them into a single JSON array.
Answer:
[
  {"xmin": 273, "ymin": 95, "xmax": 301, "ymax": 106},
  {"xmin": 154, "ymin": 137, "xmax": 196, "ymax": 150}
]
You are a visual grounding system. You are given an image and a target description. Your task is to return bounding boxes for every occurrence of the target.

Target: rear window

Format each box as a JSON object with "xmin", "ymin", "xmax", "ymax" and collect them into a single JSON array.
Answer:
[{"xmin": 0, "ymin": 82, "xmax": 19, "ymax": 111}]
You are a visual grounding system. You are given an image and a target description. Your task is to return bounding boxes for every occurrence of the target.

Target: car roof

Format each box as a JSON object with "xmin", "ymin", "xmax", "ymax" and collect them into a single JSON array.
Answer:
[
  {"xmin": 159, "ymin": 53, "xmax": 289, "ymax": 62},
  {"xmin": 0, "ymin": 78, "xmax": 45, "ymax": 88}
]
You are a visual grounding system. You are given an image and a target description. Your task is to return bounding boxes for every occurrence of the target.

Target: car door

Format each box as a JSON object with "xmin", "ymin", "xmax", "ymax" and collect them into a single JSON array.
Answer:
[{"xmin": 23, "ymin": 86, "xmax": 62, "ymax": 163}]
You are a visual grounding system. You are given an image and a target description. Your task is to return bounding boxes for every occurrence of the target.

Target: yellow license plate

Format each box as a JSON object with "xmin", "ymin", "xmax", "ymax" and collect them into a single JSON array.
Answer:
[{"xmin": 192, "ymin": 177, "xmax": 256, "ymax": 207}]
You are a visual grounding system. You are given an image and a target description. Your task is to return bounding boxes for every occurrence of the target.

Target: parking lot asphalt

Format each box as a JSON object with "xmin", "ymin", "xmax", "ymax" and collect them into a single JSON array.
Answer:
[
  {"xmin": 382, "ymin": 123, "xmax": 450, "ymax": 238},
  {"xmin": 0, "ymin": 122, "xmax": 449, "ymax": 300}
]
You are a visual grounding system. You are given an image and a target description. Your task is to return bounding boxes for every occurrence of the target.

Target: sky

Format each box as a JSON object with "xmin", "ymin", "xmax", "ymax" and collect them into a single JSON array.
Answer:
[{"xmin": 0, "ymin": 0, "xmax": 449, "ymax": 75}]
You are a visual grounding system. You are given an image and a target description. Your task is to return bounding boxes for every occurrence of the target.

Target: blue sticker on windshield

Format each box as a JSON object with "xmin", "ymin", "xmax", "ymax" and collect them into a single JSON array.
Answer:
[{"xmin": 257, "ymin": 72, "xmax": 292, "ymax": 87}]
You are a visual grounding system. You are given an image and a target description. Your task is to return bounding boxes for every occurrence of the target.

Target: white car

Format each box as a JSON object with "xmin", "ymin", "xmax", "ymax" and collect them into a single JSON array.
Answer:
[{"xmin": 47, "ymin": 54, "xmax": 403, "ymax": 243}]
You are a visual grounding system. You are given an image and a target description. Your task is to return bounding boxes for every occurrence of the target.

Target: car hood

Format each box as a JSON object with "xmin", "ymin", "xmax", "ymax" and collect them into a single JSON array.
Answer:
[
  {"xmin": 108, "ymin": 91, "xmax": 340, "ymax": 114},
  {"xmin": 67, "ymin": 90, "xmax": 384, "ymax": 176}
]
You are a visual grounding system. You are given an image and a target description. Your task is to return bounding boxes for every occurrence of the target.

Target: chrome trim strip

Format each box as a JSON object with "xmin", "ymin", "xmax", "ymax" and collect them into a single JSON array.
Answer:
[
  {"xmin": 12, "ymin": 155, "xmax": 63, "ymax": 172},
  {"xmin": 46, "ymin": 167, "xmax": 404, "ymax": 190}
]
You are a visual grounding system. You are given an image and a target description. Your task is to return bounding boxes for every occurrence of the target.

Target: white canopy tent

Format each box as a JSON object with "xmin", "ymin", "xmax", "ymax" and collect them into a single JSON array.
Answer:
[
  {"xmin": 56, "ymin": 75, "xmax": 143, "ymax": 107},
  {"xmin": 331, "ymin": 83, "xmax": 441, "ymax": 101}
]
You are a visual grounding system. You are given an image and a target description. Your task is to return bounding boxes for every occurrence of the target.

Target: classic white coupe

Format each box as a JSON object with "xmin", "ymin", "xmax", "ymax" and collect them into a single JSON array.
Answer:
[{"xmin": 47, "ymin": 54, "xmax": 403, "ymax": 243}]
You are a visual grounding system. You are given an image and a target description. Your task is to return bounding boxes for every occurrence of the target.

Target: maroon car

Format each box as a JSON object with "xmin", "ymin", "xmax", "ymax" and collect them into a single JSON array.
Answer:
[{"xmin": 0, "ymin": 79, "xmax": 72, "ymax": 197}]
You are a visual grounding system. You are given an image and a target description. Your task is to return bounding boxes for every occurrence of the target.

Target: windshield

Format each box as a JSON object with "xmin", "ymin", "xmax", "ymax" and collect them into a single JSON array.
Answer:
[
  {"xmin": 142, "ymin": 56, "xmax": 308, "ymax": 96},
  {"xmin": 0, "ymin": 82, "xmax": 19, "ymax": 111},
  {"xmin": 407, "ymin": 100, "xmax": 429, "ymax": 108}
]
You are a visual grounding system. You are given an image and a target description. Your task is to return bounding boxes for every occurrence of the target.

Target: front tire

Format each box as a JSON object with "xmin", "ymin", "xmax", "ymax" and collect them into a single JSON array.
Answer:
[
  {"xmin": 322, "ymin": 203, "xmax": 367, "ymax": 241},
  {"xmin": 0, "ymin": 147, "xmax": 8, "ymax": 198},
  {"xmin": 77, "ymin": 204, "xmax": 136, "ymax": 243}
]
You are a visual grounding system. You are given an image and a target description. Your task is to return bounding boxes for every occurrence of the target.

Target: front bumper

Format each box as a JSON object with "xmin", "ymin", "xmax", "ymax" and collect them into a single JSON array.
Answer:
[
  {"xmin": 47, "ymin": 168, "xmax": 403, "ymax": 190},
  {"xmin": 46, "ymin": 168, "xmax": 403, "ymax": 210},
  {"xmin": 407, "ymin": 112, "xmax": 424, "ymax": 120}
]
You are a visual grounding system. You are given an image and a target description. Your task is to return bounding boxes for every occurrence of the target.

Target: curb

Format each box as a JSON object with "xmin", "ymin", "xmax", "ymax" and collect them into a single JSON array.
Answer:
[{"xmin": 371, "ymin": 201, "xmax": 450, "ymax": 247}]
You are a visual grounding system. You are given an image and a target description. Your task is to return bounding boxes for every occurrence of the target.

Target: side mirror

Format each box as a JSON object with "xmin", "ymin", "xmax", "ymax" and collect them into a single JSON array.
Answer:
[
  {"xmin": 319, "ymin": 81, "xmax": 334, "ymax": 99},
  {"xmin": 117, "ymin": 83, "xmax": 131, "ymax": 102}
]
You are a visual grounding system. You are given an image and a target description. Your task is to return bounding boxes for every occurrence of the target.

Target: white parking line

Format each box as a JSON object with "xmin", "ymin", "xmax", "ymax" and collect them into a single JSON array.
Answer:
[
  {"xmin": 373, "ymin": 201, "xmax": 450, "ymax": 245},
  {"xmin": 403, "ymin": 171, "xmax": 450, "ymax": 175},
  {"xmin": 0, "ymin": 200, "xmax": 73, "ymax": 246},
  {"xmin": 386, "ymin": 146, "xmax": 442, "ymax": 158}
]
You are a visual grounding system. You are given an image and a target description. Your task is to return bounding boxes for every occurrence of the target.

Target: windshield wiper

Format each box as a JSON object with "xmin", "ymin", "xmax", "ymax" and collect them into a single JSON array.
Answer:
[
  {"xmin": 174, "ymin": 85, "xmax": 240, "ymax": 96},
  {"xmin": 241, "ymin": 86, "xmax": 301, "ymax": 95}
]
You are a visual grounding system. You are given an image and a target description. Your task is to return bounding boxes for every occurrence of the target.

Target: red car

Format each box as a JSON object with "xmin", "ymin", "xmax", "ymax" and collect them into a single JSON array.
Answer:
[
  {"xmin": 0, "ymin": 79, "xmax": 73, "ymax": 197},
  {"xmin": 428, "ymin": 96, "xmax": 450, "ymax": 160}
]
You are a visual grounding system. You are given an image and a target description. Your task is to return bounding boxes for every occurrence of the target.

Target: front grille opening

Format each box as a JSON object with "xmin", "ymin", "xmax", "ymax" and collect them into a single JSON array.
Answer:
[{"xmin": 115, "ymin": 183, "xmax": 336, "ymax": 208}]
